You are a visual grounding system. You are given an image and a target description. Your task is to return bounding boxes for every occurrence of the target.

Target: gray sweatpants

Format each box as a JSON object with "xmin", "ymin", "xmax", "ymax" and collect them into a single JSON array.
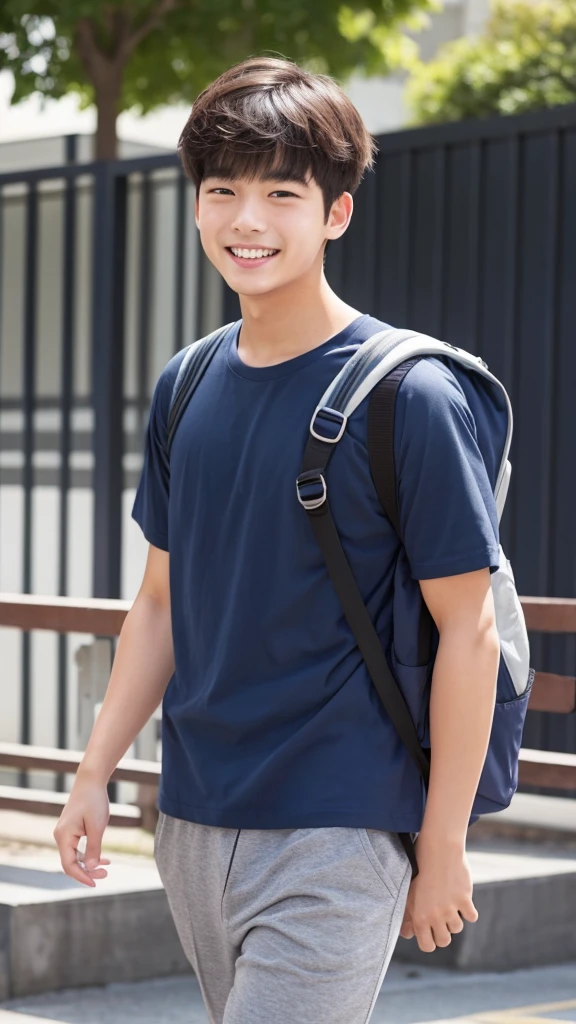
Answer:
[{"xmin": 154, "ymin": 810, "xmax": 412, "ymax": 1024}]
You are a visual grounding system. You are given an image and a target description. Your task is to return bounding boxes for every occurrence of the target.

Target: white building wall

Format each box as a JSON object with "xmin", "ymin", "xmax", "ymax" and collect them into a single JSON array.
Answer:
[{"xmin": 0, "ymin": 133, "xmax": 172, "ymax": 172}]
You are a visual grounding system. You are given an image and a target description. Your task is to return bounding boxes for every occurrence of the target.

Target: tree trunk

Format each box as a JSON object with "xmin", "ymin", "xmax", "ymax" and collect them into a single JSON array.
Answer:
[{"xmin": 95, "ymin": 83, "xmax": 121, "ymax": 160}]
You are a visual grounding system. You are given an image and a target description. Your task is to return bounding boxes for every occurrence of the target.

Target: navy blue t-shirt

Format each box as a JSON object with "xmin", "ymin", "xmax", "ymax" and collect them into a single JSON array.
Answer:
[{"xmin": 131, "ymin": 314, "xmax": 503, "ymax": 831}]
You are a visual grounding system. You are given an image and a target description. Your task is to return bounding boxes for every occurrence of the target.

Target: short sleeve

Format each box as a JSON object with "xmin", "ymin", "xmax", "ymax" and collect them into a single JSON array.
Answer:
[
  {"xmin": 131, "ymin": 351, "xmax": 186, "ymax": 551},
  {"xmin": 394, "ymin": 358, "xmax": 501, "ymax": 581}
]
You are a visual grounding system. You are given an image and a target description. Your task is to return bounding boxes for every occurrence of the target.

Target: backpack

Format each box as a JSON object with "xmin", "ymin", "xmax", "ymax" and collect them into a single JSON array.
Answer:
[{"xmin": 165, "ymin": 322, "xmax": 534, "ymax": 875}]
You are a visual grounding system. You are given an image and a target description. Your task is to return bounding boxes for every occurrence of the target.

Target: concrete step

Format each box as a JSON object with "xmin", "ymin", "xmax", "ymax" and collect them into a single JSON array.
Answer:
[{"xmin": 0, "ymin": 841, "xmax": 189, "ymax": 1000}]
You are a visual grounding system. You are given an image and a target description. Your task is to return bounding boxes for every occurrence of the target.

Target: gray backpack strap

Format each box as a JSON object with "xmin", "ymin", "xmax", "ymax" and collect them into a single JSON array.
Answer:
[
  {"xmin": 312, "ymin": 328, "xmax": 513, "ymax": 522},
  {"xmin": 166, "ymin": 322, "xmax": 237, "ymax": 459}
]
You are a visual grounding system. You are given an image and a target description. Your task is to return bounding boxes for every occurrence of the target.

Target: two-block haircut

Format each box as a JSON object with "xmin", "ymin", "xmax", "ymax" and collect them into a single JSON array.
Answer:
[{"xmin": 178, "ymin": 56, "xmax": 378, "ymax": 223}]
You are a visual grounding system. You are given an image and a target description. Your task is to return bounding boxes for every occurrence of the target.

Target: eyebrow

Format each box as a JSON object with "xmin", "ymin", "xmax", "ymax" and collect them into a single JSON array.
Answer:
[
  {"xmin": 261, "ymin": 170, "xmax": 311, "ymax": 186},
  {"xmin": 203, "ymin": 168, "xmax": 311, "ymax": 188}
]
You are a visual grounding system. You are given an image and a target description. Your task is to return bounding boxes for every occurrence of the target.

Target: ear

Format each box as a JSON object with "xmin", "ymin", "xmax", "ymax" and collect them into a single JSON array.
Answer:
[
  {"xmin": 326, "ymin": 192, "xmax": 353, "ymax": 242},
  {"xmin": 194, "ymin": 191, "xmax": 200, "ymax": 229}
]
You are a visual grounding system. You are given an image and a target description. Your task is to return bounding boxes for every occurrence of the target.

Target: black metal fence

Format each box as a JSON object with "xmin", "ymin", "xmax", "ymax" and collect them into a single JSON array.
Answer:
[
  {"xmin": 2, "ymin": 100, "xmax": 576, "ymax": 778},
  {"xmin": 0, "ymin": 153, "xmax": 220, "ymax": 781}
]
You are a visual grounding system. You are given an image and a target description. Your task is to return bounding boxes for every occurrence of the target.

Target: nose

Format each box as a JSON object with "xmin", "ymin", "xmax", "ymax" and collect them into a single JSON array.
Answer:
[{"xmin": 229, "ymin": 197, "xmax": 267, "ymax": 235}]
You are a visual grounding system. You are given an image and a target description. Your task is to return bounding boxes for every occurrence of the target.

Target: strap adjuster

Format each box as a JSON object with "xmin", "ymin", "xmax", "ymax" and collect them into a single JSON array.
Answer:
[
  {"xmin": 310, "ymin": 406, "xmax": 347, "ymax": 444},
  {"xmin": 296, "ymin": 470, "xmax": 327, "ymax": 510}
]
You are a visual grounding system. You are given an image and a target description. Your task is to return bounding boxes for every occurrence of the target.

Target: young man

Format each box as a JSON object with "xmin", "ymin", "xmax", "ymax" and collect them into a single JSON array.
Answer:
[{"xmin": 54, "ymin": 56, "xmax": 501, "ymax": 1023}]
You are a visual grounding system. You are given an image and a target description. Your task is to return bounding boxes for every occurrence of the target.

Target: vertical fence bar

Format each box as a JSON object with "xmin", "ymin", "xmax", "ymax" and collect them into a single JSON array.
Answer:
[
  {"xmin": 65, "ymin": 135, "xmax": 78, "ymax": 164},
  {"xmin": 0, "ymin": 188, "xmax": 3, "ymax": 553},
  {"xmin": 137, "ymin": 173, "xmax": 152, "ymax": 421},
  {"xmin": 434, "ymin": 147, "xmax": 447, "ymax": 338},
  {"xmin": 91, "ymin": 163, "xmax": 127, "ymax": 602},
  {"xmin": 195, "ymin": 240, "xmax": 207, "ymax": 338},
  {"xmin": 55, "ymin": 169, "xmax": 77, "ymax": 789},
  {"xmin": 91, "ymin": 164, "xmax": 127, "ymax": 807},
  {"xmin": 19, "ymin": 182, "xmax": 38, "ymax": 786},
  {"xmin": 467, "ymin": 141, "xmax": 482, "ymax": 354},
  {"xmin": 503, "ymin": 136, "xmax": 521, "ymax": 396},
  {"xmin": 173, "ymin": 169, "xmax": 186, "ymax": 354},
  {"xmin": 397, "ymin": 150, "xmax": 412, "ymax": 326}
]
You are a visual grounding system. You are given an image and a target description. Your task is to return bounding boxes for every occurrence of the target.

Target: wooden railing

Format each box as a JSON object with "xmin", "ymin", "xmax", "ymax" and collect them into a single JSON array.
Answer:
[{"xmin": 0, "ymin": 592, "xmax": 575, "ymax": 831}]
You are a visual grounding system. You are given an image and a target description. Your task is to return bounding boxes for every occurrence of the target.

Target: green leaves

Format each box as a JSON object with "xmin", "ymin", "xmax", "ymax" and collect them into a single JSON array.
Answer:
[
  {"xmin": 407, "ymin": 0, "xmax": 576, "ymax": 125},
  {"xmin": 1, "ymin": 0, "xmax": 435, "ymax": 116}
]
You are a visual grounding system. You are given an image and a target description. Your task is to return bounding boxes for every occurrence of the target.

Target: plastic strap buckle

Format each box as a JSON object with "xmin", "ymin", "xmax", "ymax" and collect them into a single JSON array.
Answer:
[
  {"xmin": 310, "ymin": 406, "xmax": 347, "ymax": 444},
  {"xmin": 296, "ymin": 470, "xmax": 327, "ymax": 510}
]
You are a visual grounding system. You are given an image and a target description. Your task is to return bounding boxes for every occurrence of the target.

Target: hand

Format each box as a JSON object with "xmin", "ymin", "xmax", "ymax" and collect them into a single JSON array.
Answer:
[
  {"xmin": 399, "ymin": 833, "xmax": 478, "ymax": 952},
  {"xmin": 53, "ymin": 774, "xmax": 111, "ymax": 888}
]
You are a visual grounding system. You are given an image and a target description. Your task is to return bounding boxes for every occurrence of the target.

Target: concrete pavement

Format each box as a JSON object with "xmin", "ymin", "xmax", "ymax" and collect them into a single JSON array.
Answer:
[{"xmin": 0, "ymin": 961, "xmax": 576, "ymax": 1022}]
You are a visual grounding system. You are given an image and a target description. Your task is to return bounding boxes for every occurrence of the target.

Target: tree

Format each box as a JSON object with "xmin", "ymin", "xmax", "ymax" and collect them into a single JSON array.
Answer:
[
  {"xmin": 407, "ymin": 0, "xmax": 576, "ymax": 125},
  {"xmin": 0, "ymin": 0, "xmax": 435, "ymax": 160}
]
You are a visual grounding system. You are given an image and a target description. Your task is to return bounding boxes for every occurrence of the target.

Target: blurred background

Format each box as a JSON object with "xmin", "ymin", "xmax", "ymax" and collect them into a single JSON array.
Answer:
[{"xmin": 0, "ymin": 3, "xmax": 576, "ymax": 1017}]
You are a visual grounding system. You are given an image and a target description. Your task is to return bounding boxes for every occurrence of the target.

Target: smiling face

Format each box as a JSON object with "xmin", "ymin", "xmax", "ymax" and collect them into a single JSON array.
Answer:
[{"xmin": 194, "ymin": 167, "xmax": 353, "ymax": 298}]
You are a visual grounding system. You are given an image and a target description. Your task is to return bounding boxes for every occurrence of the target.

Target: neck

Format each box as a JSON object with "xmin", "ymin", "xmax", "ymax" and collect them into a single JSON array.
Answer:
[{"xmin": 236, "ymin": 267, "xmax": 362, "ymax": 368}]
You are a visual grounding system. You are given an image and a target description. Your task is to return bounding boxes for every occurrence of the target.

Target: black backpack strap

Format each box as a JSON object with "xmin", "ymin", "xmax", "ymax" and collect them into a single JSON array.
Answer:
[
  {"xmin": 368, "ymin": 358, "xmax": 434, "ymax": 665},
  {"xmin": 165, "ymin": 324, "xmax": 234, "ymax": 460},
  {"xmin": 367, "ymin": 360, "xmax": 418, "ymax": 534},
  {"xmin": 297, "ymin": 408, "xmax": 430, "ymax": 878},
  {"xmin": 398, "ymin": 832, "xmax": 419, "ymax": 878}
]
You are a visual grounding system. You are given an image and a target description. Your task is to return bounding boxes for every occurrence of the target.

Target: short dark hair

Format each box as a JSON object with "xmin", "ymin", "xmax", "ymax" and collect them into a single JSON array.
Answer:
[{"xmin": 178, "ymin": 56, "xmax": 377, "ymax": 223}]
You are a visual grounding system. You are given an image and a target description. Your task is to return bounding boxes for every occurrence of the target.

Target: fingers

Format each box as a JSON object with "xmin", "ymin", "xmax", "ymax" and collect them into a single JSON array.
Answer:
[
  {"xmin": 430, "ymin": 922, "xmax": 453, "ymax": 948},
  {"xmin": 413, "ymin": 909, "xmax": 469, "ymax": 953},
  {"xmin": 84, "ymin": 836, "xmax": 104, "ymax": 872},
  {"xmin": 84, "ymin": 868, "xmax": 109, "ymax": 880},
  {"xmin": 61, "ymin": 845, "xmax": 110, "ymax": 887},
  {"xmin": 446, "ymin": 912, "xmax": 465, "ymax": 935},
  {"xmin": 61, "ymin": 842, "xmax": 98, "ymax": 887},
  {"xmin": 399, "ymin": 909, "xmax": 415, "ymax": 940},
  {"xmin": 461, "ymin": 899, "xmax": 479, "ymax": 923},
  {"xmin": 54, "ymin": 823, "xmax": 111, "ymax": 888},
  {"xmin": 53, "ymin": 782, "xmax": 111, "ymax": 888},
  {"xmin": 414, "ymin": 923, "xmax": 436, "ymax": 954}
]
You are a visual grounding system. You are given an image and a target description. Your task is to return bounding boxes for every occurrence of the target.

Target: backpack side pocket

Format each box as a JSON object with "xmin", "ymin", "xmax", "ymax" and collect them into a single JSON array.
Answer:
[
  {"xmin": 472, "ymin": 667, "xmax": 534, "ymax": 814},
  {"xmin": 388, "ymin": 645, "xmax": 432, "ymax": 748}
]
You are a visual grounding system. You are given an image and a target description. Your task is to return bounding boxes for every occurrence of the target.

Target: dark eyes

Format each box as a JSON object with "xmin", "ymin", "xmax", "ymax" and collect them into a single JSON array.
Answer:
[{"xmin": 208, "ymin": 188, "xmax": 296, "ymax": 198}]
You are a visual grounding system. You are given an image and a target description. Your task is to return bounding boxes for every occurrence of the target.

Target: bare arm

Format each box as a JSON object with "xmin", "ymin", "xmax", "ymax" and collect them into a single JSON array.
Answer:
[
  {"xmin": 76, "ymin": 544, "xmax": 173, "ymax": 785},
  {"xmin": 419, "ymin": 566, "xmax": 499, "ymax": 845},
  {"xmin": 400, "ymin": 566, "xmax": 500, "ymax": 952},
  {"xmin": 54, "ymin": 544, "xmax": 173, "ymax": 885}
]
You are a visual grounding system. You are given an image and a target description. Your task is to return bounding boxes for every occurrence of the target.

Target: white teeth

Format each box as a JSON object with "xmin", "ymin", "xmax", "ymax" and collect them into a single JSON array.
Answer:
[{"xmin": 230, "ymin": 247, "xmax": 278, "ymax": 259}]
